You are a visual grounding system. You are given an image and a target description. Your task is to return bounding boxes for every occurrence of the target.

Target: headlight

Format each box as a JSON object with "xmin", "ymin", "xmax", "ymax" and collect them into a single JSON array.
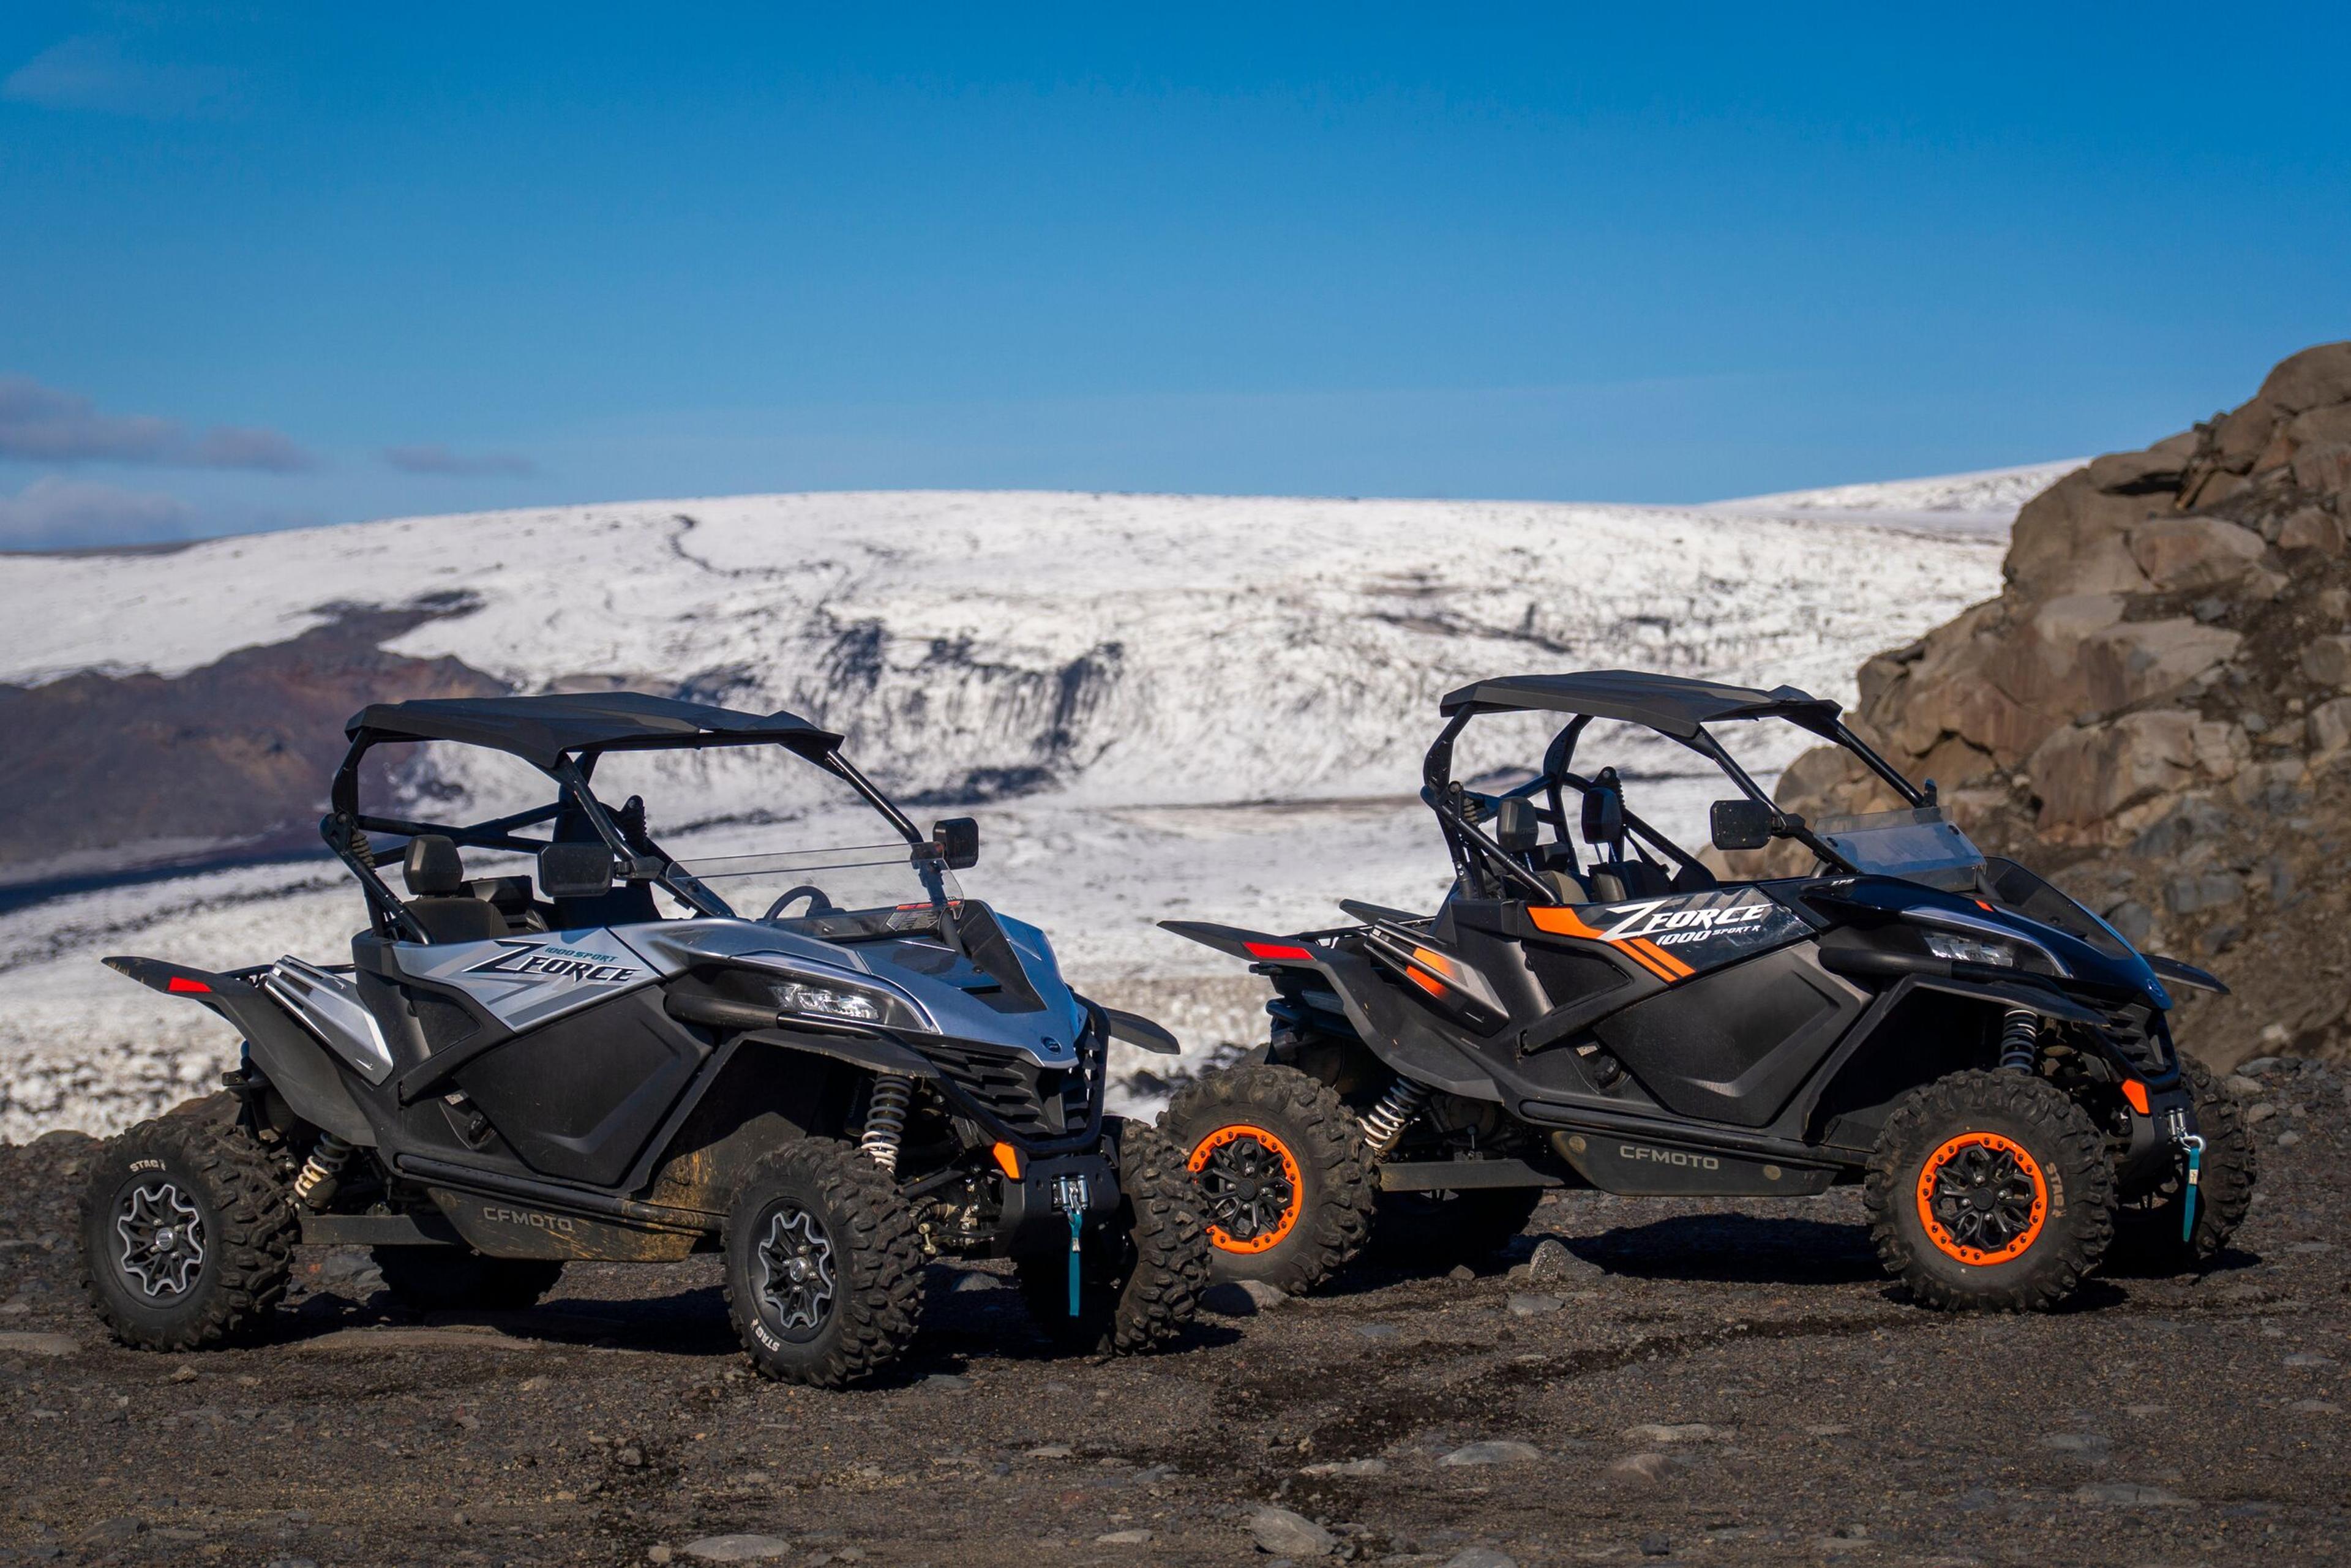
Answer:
[
  {"xmin": 773, "ymin": 978, "xmax": 907, "ymax": 1027},
  {"xmin": 1923, "ymin": 931, "xmax": 2017, "ymax": 968}
]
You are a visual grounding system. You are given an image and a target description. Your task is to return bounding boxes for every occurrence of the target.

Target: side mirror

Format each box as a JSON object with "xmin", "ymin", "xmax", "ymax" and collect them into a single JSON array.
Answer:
[
  {"xmin": 1709, "ymin": 798, "xmax": 1776, "ymax": 853},
  {"xmin": 932, "ymin": 817, "xmax": 980, "ymax": 871},
  {"xmin": 538, "ymin": 842, "xmax": 615, "ymax": 900},
  {"xmin": 1492, "ymin": 796, "xmax": 1540, "ymax": 855}
]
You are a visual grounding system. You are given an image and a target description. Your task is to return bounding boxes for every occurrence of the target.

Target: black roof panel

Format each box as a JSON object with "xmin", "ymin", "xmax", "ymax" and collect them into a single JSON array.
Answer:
[
  {"xmin": 347, "ymin": 692, "xmax": 840, "ymax": 769},
  {"xmin": 1438, "ymin": 669, "xmax": 1840, "ymax": 737}
]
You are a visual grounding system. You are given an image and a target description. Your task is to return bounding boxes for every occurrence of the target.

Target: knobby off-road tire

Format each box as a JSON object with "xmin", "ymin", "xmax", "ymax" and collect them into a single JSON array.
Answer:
[
  {"xmin": 1014, "ymin": 1118, "xmax": 1208, "ymax": 1356},
  {"xmin": 373, "ymin": 1247, "xmax": 566, "ymax": 1311},
  {"xmin": 1159, "ymin": 1061, "xmax": 1373, "ymax": 1293},
  {"xmin": 2108, "ymin": 1059, "xmax": 2256, "ymax": 1274},
  {"xmin": 722, "ymin": 1138, "xmax": 923, "ymax": 1389},
  {"xmin": 1371, "ymin": 1186, "xmax": 1547, "ymax": 1270},
  {"xmin": 80, "ymin": 1112, "xmax": 297, "ymax": 1351},
  {"xmin": 1866, "ymin": 1069, "xmax": 2115, "ymax": 1312}
]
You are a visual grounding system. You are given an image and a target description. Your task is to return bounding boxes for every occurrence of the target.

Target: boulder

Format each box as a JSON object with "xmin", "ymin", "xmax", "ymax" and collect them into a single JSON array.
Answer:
[
  {"xmin": 2309, "ymin": 697, "xmax": 2351, "ymax": 758},
  {"xmin": 2280, "ymin": 507, "xmax": 2345, "ymax": 553},
  {"xmin": 2077, "ymin": 620, "xmax": 2241, "ymax": 712},
  {"xmin": 2004, "ymin": 471, "xmax": 2159, "ymax": 596},
  {"xmin": 2028, "ymin": 710, "xmax": 2200, "ymax": 831},
  {"xmin": 2304, "ymin": 636, "xmax": 2351, "ymax": 690},
  {"xmin": 2127, "ymin": 518, "xmax": 2269, "ymax": 592},
  {"xmin": 2293, "ymin": 443, "xmax": 2351, "ymax": 496},
  {"xmin": 2254, "ymin": 340, "xmax": 2351, "ymax": 415}
]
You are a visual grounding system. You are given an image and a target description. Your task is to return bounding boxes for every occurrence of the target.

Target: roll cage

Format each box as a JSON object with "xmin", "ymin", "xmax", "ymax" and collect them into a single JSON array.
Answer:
[
  {"xmin": 1421, "ymin": 669, "xmax": 1927, "ymax": 904},
  {"xmin": 322, "ymin": 693, "xmax": 929, "ymax": 943}
]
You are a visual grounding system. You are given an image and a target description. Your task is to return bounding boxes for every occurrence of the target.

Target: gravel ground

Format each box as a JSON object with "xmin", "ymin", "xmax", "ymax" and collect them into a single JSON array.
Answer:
[{"xmin": 1, "ymin": 1057, "xmax": 2345, "ymax": 1567}]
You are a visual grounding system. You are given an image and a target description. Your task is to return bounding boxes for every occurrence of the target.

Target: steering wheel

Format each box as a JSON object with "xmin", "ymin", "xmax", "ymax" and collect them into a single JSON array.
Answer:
[{"xmin": 762, "ymin": 884, "xmax": 837, "ymax": 921}]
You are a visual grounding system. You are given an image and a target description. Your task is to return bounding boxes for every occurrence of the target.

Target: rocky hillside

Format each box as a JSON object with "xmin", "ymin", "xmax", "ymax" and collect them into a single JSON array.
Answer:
[{"xmin": 1770, "ymin": 342, "xmax": 2351, "ymax": 1068}]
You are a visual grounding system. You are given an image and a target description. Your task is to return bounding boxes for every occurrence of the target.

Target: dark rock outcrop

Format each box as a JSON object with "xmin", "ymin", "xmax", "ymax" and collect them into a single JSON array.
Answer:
[
  {"xmin": 0, "ymin": 602, "xmax": 503, "ymax": 886},
  {"xmin": 1766, "ymin": 342, "xmax": 2351, "ymax": 1068}
]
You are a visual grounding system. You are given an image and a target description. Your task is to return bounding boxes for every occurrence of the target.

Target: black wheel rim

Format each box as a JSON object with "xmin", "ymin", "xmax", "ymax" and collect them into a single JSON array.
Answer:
[
  {"xmin": 114, "ymin": 1179, "xmax": 207, "ymax": 1299},
  {"xmin": 1194, "ymin": 1133, "xmax": 1298, "ymax": 1246},
  {"xmin": 754, "ymin": 1202, "xmax": 836, "ymax": 1342},
  {"xmin": 1924, "ymin": 1141, "xmax": 2041, "ymax": 1259}
]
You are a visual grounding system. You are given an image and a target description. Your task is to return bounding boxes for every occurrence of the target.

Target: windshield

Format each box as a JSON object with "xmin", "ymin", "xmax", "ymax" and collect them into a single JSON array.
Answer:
[
  {"xmin": 668, "ymin": 840, "xmax": 961, "ymax": 934},
  {"xmin": 1812, "ymin": 805, "xmax": 1985, "ymax": 889}
]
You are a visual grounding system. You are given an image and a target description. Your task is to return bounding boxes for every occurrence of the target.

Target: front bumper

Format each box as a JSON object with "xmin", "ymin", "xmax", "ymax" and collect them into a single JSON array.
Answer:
[
  {"xmin": 994, "ymin": 1150, "xmax": 1122, "ymax": 1257},
  {"xmin": 2117, "ymin": 1082, "xmax": 2198, "ymax": 1191}
]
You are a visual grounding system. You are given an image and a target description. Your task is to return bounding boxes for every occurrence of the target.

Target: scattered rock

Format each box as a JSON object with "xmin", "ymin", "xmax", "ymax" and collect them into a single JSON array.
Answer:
[
  {"xmin": 1352, "ymin": 1322, "xmax": 1400, "ymax": 1342},
  {"xmin": 1025, "ymin": 1444, "xmax": 1074, "ymax": 1460},
  {"xmin": 1805, "ymin": 1424, "xmax": 1854, "ymax": 1437},
  {"xmin": 1441, "ymin": 1550, "xmax": 1517, "ymax": 1568},
  {"xmin": 2247, "ymin": 1103, "xmax": 2279, "ymax": 1125},
  {"xmin": 2074, "ymin": 1483, "xmax": 2192, "ymax": 1506},
  {"xmin": 0, "ymin": 1332, "xmax": 78, "ymax": 1357},
  {"xmin": 1639, "ymin": 1534, "xmax": 1674, "ymax": 1557},
  {"xmin": 682, "ymin": 1536, "xmax": 795, "ymax": 1562},
  {"xmin": 1524, "ymin": 1238, "xmax": 1603, "ymax": 1282},
  {"xmin": 1505, "ymin": 1293, "xmax": 1562, "ymax": 1318},
  {"xmin": 2225, "ymin": 1075, "xmax": 2264, "ymax": 1097},
  {"xmin": 1605, "ymin": 1452, "xmax": 1670, "ymax": 1484},
  {"xmin": 1301, "ymin": 1458, "xmax": 1389, "ymax": 1477},
  {"xmin": 1095, "ymin": 1529, "xmax": 1153, "ymax": 1545},
  {"xmin": 2291, "ymin": 1400, "xmax": 2342, "ymax": 1414},
  {"xmin": 1447, "ymin": 1264, "xmax": 1476, "ymax": 1282},
  {"xmin": 1247, "ymin": 1503, "xmax": 1335, "ymax": 1557},
  {"xmin": 1441, "ymin": 1440, "xmax": 1542, "ymax": 1466},
  {"xmin": 1202, "ymin": 1283, "xmax": 1262, "ymax": 1318},
  {"xmin": 167, "ymin": 1365, "xmax": 198, "ymax": 1382},
  {"xmin": 923, "ymin": 1373, "xmax": 974, "ymax": 1392},
  {"xmin": 948, "ymin": 1270, "xmax": 1001, "ymax": 1294},
  {"xmin": 1622, "ymin": 1422, "xmax": 1714, "ymax": 1444},
  {"xmin": 2282, "ymin": 1352, "xmax": 2336, "ymax": 1368},
  {"xmin": 1234, "ymin": 1279, "xmax": 1289, "ymax": 1310}
]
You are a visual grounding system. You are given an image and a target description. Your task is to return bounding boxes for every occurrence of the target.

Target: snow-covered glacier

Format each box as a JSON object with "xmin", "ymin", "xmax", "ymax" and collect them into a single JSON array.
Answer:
[{"xmin": 0, "ymin": 481, "xmax": 2019, "ymax": 1136}]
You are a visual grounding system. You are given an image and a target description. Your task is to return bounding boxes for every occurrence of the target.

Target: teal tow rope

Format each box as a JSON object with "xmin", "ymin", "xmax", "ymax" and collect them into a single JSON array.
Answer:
[
  {"xmin": 2180, "ymin": 1133, "xmax": 2205, "ymax": 1244},
  {"xmin": 1066, "ymin": 1206, "xmax": 1084, "ymax": 1318}
]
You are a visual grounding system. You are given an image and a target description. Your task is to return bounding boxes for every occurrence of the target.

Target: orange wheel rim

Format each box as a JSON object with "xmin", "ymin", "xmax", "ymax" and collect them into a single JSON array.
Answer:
[
  {"xmin": 1915, "ymin": 1131, "xmax": 2048, "ymax": 1266},
  {"xmin": 1188, "ymin": 1123, "xmax": 1304, "ymax": 1255}
]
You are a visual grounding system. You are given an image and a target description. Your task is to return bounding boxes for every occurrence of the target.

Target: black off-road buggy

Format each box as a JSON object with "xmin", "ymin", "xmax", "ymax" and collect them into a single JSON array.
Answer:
[
  {"xmin": 81, "ymin": 692, "xmax": 1205, "ymax": 1386},
  {"xmin": 1160, "ymin": 670, "xmax": 2254, "ymax": 1311}
]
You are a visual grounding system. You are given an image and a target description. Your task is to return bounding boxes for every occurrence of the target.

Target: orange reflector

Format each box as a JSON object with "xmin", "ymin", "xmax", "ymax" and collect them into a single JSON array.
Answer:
[
  {"xmin": 2120, "ymin": 1079, "xmax": 2150, "ymax": 1116},
  {"xmin": 991, "ymin": 1141, "xmax": 1021, "ymax": 1179}
]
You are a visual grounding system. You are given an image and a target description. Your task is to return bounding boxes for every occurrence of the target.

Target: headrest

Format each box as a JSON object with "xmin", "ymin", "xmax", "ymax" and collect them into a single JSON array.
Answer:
[
  {"xmin": 1580, "ymin": 768, "xmax": 1625, "ymax": 846},
  {"xmin": 402, "ymin": 835, "xmax": 466, "ymax": 896}
]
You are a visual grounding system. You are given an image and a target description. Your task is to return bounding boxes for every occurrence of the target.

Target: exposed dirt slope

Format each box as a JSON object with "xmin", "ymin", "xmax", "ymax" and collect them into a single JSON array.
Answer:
[
  {"xmin": 0, "ymin": 600, "xmax": 501, "ymax": 887},
  {"xmin": 1766, "ymin": 342, "xmax": 2351, "ymax": 1070}
]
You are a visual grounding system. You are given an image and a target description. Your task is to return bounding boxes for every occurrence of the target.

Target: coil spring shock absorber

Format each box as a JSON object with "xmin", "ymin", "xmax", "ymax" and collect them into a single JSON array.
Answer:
[
  {"xmin": 1998, "ymin": 1008, "xmax": 2041, "ymax": 1074},
  {"xmin": 293, "ymin": 1131, "xmax": 354, "ymax": 1209},
  {"xmin": 1360, "ymin": 1076, "xmax": 1432, "ymax": 1160},
  {"xmin": 859, "ymin": 1073, "xmax": 914, "ymax": 1175}
]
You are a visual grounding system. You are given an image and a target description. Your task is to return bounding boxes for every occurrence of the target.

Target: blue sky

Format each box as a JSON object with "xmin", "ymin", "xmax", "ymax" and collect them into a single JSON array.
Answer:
[{"xmin": 2, "ymin": 3, "xmax": 2347, "ymax": 546}]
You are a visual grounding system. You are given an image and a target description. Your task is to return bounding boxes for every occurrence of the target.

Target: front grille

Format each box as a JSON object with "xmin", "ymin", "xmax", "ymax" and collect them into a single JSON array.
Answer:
[
  {"xmin": 926, "ymin": 1031, "xmax": 1102, "ymax": 1146},
  {"xmin": 2101, "ymin": 1004, "xmax": 2177, "ymax": 1078}
]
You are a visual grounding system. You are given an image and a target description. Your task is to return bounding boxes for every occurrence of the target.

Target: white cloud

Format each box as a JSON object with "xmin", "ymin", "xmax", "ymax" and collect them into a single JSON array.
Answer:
[
  {"xmin": 1, "ymin": 34, "xmax": 239, "ymax": 119},
  {"xmin": 383, "ymin": 443, "xmax": 538, "ymax": 478},
  {"xmin": 0, "ymin": 476, "xmax": 194, "ymax": 550},
  {"xmin": 0, "ymin": 375, "xmax": 313, "ymax": 471}
]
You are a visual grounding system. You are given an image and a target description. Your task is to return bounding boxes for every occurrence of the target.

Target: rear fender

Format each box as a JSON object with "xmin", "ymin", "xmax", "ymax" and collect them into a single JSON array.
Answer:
[
  {"xmin": 1159, "ymin": 922, "xmax": 1498, "ymax": 1099},
  {"xmin": 103, "ymin": 954, "xmax": 376, "ymax": 1146},
  {"xmin": 1158, "ymin": 920, "xmax": 1328, "ymax": 967}
]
